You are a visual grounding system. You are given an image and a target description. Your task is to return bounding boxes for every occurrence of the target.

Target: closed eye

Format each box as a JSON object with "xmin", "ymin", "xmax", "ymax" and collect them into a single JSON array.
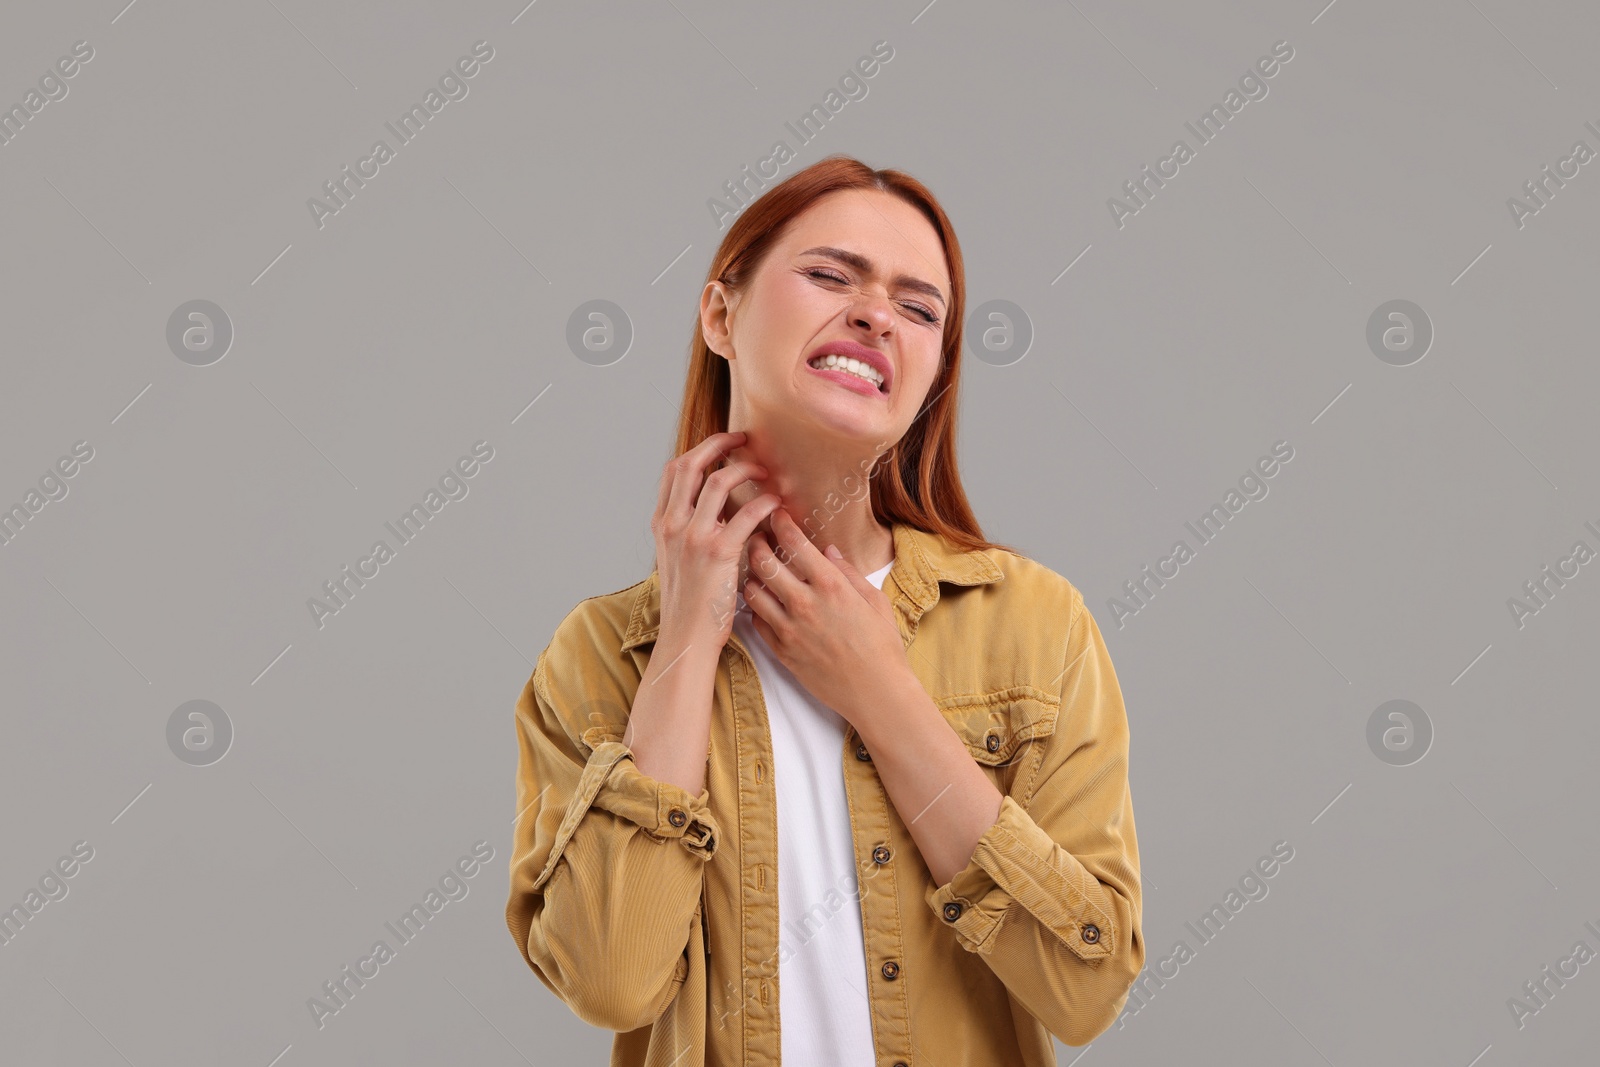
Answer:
[{"xmin": 807, "ymin": 268, "xmax": 940, "ymax": 325}]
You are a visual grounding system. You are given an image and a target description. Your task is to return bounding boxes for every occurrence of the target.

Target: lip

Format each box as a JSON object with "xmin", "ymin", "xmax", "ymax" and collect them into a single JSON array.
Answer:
[{"xmin": 804, "ymin": 340, "xmax": 893, "ymax": 396}]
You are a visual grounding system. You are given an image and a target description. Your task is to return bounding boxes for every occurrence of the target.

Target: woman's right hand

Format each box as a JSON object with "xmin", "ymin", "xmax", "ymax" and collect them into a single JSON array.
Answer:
[{"xmin": 650, "ymin": 430, "xmax": 782, "ymax": 654}]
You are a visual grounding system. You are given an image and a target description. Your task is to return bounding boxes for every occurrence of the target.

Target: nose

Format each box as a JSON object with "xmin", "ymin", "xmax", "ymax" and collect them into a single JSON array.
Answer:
[{"xmin": 846, "ymin": 291, "xmax": 896, "ymax": 335}]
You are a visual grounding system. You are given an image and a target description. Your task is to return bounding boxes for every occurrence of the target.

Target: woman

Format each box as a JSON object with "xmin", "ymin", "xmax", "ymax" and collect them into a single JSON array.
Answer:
[{"xmin": 506, "ymin": 155, "xmax": 1144, "ymax": 1065}]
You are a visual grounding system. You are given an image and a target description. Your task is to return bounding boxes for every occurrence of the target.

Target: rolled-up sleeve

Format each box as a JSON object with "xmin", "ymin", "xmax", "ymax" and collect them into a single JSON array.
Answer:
[
  {"xmin": 924, "ymin": 591, "xmax": 1144, "ymax": 1046},
  {"xmin": 506, "ymin": 652, "xmax": 719, "ymax": 1033}
]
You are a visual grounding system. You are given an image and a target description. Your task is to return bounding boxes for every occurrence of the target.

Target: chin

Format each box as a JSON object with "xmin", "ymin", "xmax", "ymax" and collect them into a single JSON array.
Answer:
[{"xmin": 801, "ymin": 407, "xmax": 889, "ymax": 446}]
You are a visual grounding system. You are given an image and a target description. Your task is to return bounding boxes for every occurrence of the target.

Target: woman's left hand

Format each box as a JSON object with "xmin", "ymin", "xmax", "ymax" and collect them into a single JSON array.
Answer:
[{"xmin": 743, "ymin": 508, "xmax": 911, "ymax": 727}]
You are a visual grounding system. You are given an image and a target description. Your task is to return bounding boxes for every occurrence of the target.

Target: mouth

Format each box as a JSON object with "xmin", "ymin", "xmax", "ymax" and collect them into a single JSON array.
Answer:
[{"xmin": 804, "ymin": 342, "xmax": 892, "ymax": 396}]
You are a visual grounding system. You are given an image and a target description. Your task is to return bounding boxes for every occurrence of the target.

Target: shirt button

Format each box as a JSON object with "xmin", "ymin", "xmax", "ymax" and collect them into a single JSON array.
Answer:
[
  {"xmin": 985, "ymin": 732, "xmax": 1001, "ymax": 753},
  {"xmin": 1082, "ymin": 922, "xmax": 1101, "ymax": 944},
  {"xmin": 881, "ymin": 960, "xmax": 900, "ymax": 980},
  {"xmin": 855, "ymin": 742, "xmax": 871, "ymax": 761},
  {"xmin": 893, "ymin": 1062, "xmax": 908, "ymax": 1067},
  {"xmin": 872, "ymin": 845, "xmax": 891, "ymax": 864},
  {"xmin": 942, "ymin": 902, "xmax": 963, "ymax": 922},
  {"xmin": 667, "ymin": 808, "xmax": 687, "ymax": 828}
]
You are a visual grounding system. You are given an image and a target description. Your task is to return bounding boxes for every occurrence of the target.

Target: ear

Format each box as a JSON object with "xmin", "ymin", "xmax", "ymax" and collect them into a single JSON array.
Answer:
[{"xmin": 700, "ymin": 280, "xmax": 738, "ymax": 360}]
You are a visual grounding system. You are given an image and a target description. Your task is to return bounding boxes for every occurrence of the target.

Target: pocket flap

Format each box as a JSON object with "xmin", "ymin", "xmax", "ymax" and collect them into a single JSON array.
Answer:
[{"xmin": 936, "ymin": 685, "xmax": 1059, "ymax": 766}]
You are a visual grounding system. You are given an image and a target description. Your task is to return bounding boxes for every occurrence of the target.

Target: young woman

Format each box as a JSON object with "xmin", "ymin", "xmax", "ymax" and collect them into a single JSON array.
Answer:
[{"xmin": 506, "ymin": 155, "xmax": 1144, "ymax": 1065}]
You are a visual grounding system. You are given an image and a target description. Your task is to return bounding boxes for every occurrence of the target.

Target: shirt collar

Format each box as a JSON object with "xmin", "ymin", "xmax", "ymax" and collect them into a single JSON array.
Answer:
[{"xmin": 620, "ymin": 520, "xmax": 1004, "ymax": 653}]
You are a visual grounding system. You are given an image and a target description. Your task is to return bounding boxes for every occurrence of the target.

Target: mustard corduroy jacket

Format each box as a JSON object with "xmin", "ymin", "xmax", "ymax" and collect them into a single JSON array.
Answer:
[{"xmin": 506, "ymin": 521, "xmax": 1144, "ymax": 1065}]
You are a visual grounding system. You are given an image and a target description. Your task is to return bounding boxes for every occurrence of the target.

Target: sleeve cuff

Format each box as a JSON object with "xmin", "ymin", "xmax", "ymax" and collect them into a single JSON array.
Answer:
[
  {"xmin": 585, "ymin": 740, "xmax": 720, "ymax": 858},
  {"xmin": 926, "ymin": 794, "xmax": 1113, "ymax": 961}
]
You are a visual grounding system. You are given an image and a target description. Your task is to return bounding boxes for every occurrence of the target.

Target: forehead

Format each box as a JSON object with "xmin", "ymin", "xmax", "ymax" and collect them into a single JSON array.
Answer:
[{"xmin": 775, "ymin": 189, "xmax": 950, "ymax": 290}]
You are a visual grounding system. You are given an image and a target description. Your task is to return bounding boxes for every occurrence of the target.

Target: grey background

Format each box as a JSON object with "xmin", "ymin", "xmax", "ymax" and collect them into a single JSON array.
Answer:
[{"xmin": 2, "ymin": 0, "xmax": 1596, "ymax": 1063}]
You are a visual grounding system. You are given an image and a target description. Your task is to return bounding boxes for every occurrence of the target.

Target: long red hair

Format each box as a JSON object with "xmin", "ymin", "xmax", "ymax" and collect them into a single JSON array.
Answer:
[{"xmin": 670, "ymin": 154, "xmax": 1017, "ymax": 557}]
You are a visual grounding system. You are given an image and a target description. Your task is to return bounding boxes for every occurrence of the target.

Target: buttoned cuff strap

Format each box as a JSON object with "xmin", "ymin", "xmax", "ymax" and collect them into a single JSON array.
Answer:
[
  {"xmin": 926, "ymin": 794, "xmax": 1113, "ymax": 961},
  {"xmin": 585, "ymin": 740, "xmax": 720, "ymax": 858}
]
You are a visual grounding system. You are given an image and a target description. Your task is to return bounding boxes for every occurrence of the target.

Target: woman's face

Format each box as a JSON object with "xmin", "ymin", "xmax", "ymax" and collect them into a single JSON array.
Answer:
[{"xmin": 702, "ymin": 188, "xmax": 951, "ymax": 453}]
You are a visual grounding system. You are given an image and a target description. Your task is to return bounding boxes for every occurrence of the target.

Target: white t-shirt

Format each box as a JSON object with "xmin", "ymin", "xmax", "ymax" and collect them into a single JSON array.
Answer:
[{"xmin": 732, "ymin": 554, "xmax": 894, "ymax": 1067}]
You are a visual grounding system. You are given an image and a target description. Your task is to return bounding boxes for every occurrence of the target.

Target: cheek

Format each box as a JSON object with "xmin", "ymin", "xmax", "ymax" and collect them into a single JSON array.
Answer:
[
  {"xmin": 769, "ymin": 272, "xmax": 825, "ymax": 317},
  {"xmin": 749, "ymin": 280, "xmax": 829, "ymax": 360},
  {"xmin": 904, "ymin": 347, "xmax": 943, "ymax": 399}
]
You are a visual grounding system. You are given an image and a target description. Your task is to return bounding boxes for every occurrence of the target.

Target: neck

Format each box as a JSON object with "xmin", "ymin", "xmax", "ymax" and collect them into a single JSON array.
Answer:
[{"xmin": 718, "ymin": 426, "xmax": 895, "ymax": 577}]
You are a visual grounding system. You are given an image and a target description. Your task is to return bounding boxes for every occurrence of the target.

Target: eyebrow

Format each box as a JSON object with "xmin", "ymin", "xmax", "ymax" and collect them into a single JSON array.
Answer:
[{"xmin": 796, "ymin": 245, "xmax": 947, "ymax": 308}]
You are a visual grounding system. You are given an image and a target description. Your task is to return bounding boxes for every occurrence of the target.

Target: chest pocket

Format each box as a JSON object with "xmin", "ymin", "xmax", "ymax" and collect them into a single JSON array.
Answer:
[{"xmin": 937, "ymin": 684, "xmax": 1060, "ymax": 768}]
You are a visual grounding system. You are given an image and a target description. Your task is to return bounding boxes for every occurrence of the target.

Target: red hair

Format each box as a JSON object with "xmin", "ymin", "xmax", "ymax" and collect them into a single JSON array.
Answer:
[{"xmin": 670, "ymin": 154, "xmax": 1017, "ymax": 557}]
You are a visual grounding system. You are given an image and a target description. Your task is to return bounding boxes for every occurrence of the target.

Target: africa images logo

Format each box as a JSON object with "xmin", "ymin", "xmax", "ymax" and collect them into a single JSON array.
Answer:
[
  {"xmin": 1107, "ymin": 440, "xmax": 1295, "ymax": 629},
  {"xmin": 306, "ymin": 841, "xmax": 493, "ymax": 1029},
  {"xmin": 1107, "ymin": 39, "xmax": 1295, "ymax": 229},
  {"xmin": 306, "ymin": 41, "xmax": 495, "ymax": 230}
]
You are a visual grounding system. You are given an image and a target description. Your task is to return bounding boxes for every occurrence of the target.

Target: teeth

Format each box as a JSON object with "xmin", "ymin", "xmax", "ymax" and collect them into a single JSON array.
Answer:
[{"xmin": 809, "ymin": 353, "xmax": 884, "ymax": 388}]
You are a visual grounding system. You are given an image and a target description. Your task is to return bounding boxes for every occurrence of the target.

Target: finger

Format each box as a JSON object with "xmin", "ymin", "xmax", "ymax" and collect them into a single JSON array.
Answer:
[
  {"xmin": 653, "ymin": 450, "xmax": 681, "ymax": 522},
  {"xmin": 662, "ymin": 431, "xmax": 744, "ymax": 521},
  {"xmin": 720, "ymin": 492, "xmax": 784, "ymax": 547},
  {"xmin": 748, "ymin": 533, "xmax": 802, "ymax": 605},
  {"xmin": 660, "ymin": 431, "xmax": 747, "ymax": 527},
  {"xmin": 822, "ymin": 543, "xmax": 866, "ymax": 586},
  {"xmin": 823, "ymin": 543, "xmax": 886, "ymax": 607},
  {"xmin": 748, "ymin": 609, "xmax": 780, "ymax": 652},
  {"xmin": 687, "ymin": 460, "xmax": 769, "ymax": 539},
  {"xmin": 743, "ymin": 574, "xmax": 786, "ymax": 626},
  {"xmin": 766, "ymin": 507, "xmax": 828, "ymax": 583}
]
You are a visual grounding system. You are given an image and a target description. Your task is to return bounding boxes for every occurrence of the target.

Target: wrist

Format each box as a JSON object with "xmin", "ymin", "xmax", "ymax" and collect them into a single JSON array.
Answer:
[
  {"xmin": 646, "ymin": 629, "xmax": 727, "ymax": 681},
  {"xmin": 850, "ymin": 666, "xmax": 931, "ymax": 750}
]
